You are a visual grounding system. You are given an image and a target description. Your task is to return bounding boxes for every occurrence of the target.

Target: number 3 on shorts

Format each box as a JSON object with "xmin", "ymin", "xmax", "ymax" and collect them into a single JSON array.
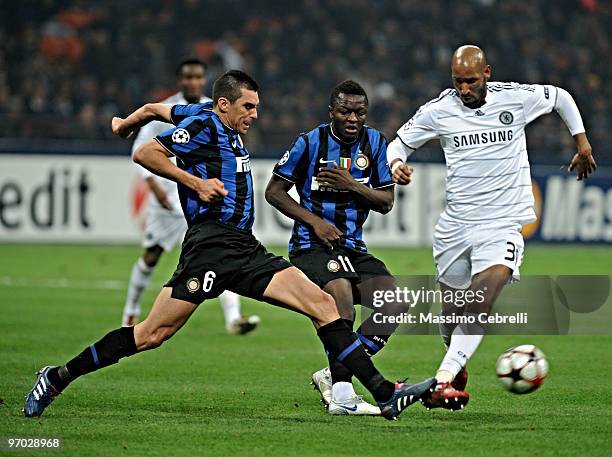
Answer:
[{"xmin": 504, "ymin": 241, "xmax": 516, "ymax": 262}]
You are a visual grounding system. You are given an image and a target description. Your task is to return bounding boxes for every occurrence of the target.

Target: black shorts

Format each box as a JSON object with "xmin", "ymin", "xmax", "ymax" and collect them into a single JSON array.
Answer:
[
  {"xmin": 289, "ymin": 243, "xmax": 391, "ymax": 289},
  {"xmin": 165, "ymin": 220, "xmax": 291, "ymax": 304}
]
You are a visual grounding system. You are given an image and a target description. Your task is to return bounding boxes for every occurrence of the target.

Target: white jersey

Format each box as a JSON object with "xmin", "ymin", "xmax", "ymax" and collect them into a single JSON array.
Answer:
[
  {"xmin": 397, "ymin": 82, "xmax": 562, "ymax": 225},
  {"xmin": 132, "ymin": 92, "xmax": 211, "ymax": 215}
]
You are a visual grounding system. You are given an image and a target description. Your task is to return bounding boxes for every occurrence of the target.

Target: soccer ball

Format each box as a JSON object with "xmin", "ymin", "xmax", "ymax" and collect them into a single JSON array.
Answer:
[{"xmin": 495, "ymin": 344, "xmax": 549, "ymax": 394}]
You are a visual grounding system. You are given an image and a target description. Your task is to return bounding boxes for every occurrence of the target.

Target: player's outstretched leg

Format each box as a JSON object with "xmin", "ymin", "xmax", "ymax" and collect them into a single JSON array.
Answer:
[
  {"xmin": 263, "ymin": 267, "xmax": 436, "ymax": 420},
  {"xmin": 24, "ymin": 288, "xmax": 197, "ymax": 417},
  {"xmin": 423, "ymin": 265, "xmax": 511, "ymax": 411},
  {"xmin": 220, "ymin": 290, "xmax": 260, "ymax": 335}
]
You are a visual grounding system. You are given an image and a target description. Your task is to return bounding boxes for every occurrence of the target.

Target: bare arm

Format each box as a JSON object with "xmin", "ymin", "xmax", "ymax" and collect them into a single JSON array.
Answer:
[
  {"xmin": 353, "ymin": 185, "xmax": 394, "ymax": 214},
  {"xmin": 134, "ymin": 139, "xmax": 228, "ymax": 203},
  {"xmin": 145, "ymin": 176, "xmax": 173, "ymax": 211},
  {"xmin": 316, "ymin": 164, "xmax": 395, "ymax": 213},
  {"xmin": 265, "ymin": 176, "xmax": 342, "ymax": 249},
  {"xmin": 111, "ymin": 103, "xmax": 173, "ymax": 139}
]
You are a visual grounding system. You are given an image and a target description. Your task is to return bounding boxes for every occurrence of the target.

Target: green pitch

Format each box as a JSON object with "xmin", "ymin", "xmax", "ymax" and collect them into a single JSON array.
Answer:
[{"xmin": 0, "ymin": 244, "xmax": 610, "ymax": 456}]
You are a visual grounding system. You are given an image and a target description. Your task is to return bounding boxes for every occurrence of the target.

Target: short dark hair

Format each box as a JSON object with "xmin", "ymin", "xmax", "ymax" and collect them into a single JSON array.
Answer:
[
  {"xmin": 176, "ymin": 58, "xmax": 206, "ymax": 76},
  {"xmin": 330, "ymin": 80, "xmax": 368, "ymax": 108},
  {"xmin": 212, "ymin": 70, "xmax": 259, "ymax": 104}
]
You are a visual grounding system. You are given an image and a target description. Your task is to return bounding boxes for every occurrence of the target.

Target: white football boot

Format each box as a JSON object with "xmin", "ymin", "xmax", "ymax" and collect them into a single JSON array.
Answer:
[
  {"xmin": 311, "ymin": 367, "xmax": 332, "ymax": 405},
  {"xmin": 328, "ymin": 394, "xmax": 381, "ymax": 416}
]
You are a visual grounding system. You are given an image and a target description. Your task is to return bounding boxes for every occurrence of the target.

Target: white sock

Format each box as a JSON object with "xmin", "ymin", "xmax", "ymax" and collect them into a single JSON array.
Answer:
[
  {"xmin": 123, "ymin": 257, "xmax": 154, "ymax": 315},
  {"xmin": 438, "ymin": 312, "xmax": 484, "ymax": 379},
  {"xmin": 438, "ymin": 315, "xmax": 454, "ymax": 350},
  {"xmin": 220, "ymin": 290, "xmax": 241, "ymax": 330},
  {"xmin": 331, "ymin": 382, "xmax": 356, "ymax": 402}
]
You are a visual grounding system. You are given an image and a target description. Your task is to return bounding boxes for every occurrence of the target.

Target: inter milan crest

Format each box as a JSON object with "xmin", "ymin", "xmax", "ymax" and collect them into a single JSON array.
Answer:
[
  {"xmin": 172, "ymin": 128, "xmax": 190, "ymax": 144},
  {"xmin": 499, "ymin": 111, "xmax": 514, "ymax": 125},
  {"xmin": 186, "ymin": 277, "xmax": 200, "ymax": 293},
  {"xmin": 327, "ymin": 259, "xmax": 340, "ymax": 272},
  {"xmin": 355, "ymin": 153, "xmax": 369, "ymax": 170}
]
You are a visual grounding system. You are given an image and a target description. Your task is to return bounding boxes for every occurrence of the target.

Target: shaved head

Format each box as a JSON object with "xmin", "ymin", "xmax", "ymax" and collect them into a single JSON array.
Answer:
[
  {"xmin": 451, "ymin": 45, "xmax": 491, "ymax": 108},
  {"xmin": 451, "ymin": 45, "xmax": 488, "ymax": 72}
]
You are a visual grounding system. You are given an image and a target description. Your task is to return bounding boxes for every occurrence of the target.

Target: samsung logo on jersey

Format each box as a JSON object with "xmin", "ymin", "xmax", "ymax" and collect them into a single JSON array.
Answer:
[
  {"xmin": 453, "ymin": 129, "xmax": 513, "ymax": 148},
  {"xmin": 236, "ymin": 156, "xmax": 251, "ymax": 173}
]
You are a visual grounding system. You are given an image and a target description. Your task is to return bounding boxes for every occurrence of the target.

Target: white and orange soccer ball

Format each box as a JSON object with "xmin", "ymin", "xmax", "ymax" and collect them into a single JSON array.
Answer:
[{"xmin": 495, "ymin": 345, "xmax": 549, "ymax": 394}]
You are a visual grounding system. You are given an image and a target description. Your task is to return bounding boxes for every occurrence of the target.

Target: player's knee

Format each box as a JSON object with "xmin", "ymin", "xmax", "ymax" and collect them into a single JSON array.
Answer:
[
  {"xmin": 143, "ymin": 246, "xmax": 164, "ymax": 267},
  {"xmin": 140, "ymin": 326, "xmax": 176, "ymax": 350},
  {"xmin": 334, "ymin": 298, "xmax": 355, "ymax": 321},
  {"xmin": 465, "ymin": 300, "xmax": 493, "ymax": 315},
  {"xmin": 317, "ymin": 290, "xmax": 338, "ymax": 316},
  {"xmin": 143, "ymin": 253, "xmax": 161, "ymax": 267},
  {"xmin": 381, "ymin": 299, "xmax": 409, "ymax": 317}
]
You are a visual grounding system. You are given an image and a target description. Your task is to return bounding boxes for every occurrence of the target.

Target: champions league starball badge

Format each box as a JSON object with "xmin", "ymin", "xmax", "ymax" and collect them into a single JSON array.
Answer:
[{"xmin": 172, "ymin": 128, "xmax": 191, "ymax": 143}]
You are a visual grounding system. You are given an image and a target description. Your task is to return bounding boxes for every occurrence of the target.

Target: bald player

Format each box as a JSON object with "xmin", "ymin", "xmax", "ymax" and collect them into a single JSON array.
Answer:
[{"xmin": 387, "ymin": 45, "xmax": 596, "ymax": 410}]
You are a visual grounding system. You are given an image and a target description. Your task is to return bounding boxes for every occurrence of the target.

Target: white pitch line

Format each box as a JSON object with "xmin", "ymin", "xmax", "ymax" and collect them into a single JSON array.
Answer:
[{"xmin": 0, "ymin": 276, "xmax": 128, "ymax": 290}]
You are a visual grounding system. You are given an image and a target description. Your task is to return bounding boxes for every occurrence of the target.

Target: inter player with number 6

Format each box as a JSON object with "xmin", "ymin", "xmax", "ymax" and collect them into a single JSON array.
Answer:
[{"xmin": 387, "ymin": 45, "xmax": 597, "ymax": 410}]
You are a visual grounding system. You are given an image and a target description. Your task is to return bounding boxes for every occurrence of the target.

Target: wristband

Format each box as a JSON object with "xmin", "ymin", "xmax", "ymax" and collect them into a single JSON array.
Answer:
[{"xmin": 391, "ymin": 160, "xmax": 404, "ymax": 174}]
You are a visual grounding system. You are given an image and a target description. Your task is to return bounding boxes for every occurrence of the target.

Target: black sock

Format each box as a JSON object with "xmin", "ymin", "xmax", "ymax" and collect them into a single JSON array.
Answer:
[
  {"xmin": 354, "ymin": 327, "xmax": 391, "ymax": 357},
  {"xmin": 49, "ymin": 327, "xmax": 138, "ymax": 391},
  {"xmin": 357, "ymin": 303, "xmax": 402, "ymax": 357},
  {"xmin": 317, "ymin": 319, "xmax": 394, "ymax": 402},
  {"xmin": 327, "ymin": 319, "xmax": 354, "ymax": 384}
]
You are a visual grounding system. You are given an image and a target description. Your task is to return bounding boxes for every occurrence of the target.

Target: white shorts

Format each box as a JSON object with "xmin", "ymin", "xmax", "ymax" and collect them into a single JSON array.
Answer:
[
  {"xmin": 433, "ymin": 219, "xmax": 524, "ymax": 290},
  {"xmin": 142, "ymin": 210, "xmax": 187, "ymax": 252}
]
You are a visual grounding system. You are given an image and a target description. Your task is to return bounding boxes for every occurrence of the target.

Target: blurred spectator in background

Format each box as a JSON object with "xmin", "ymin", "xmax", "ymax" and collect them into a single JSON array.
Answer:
[{"xmin": 0, "ymin": 0, "xmax": 609, "ymax": 163}]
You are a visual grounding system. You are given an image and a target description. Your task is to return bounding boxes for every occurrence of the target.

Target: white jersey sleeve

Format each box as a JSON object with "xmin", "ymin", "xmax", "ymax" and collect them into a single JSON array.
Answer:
[
  {"xmin": 131, "ymin": 120, "xmax": 172, "ymax": 179},
  {"xmin": 520, "ymin": 84, "xmax": 557, "ymax": 124},
  {"xmin": 396, "ymin": 97, "xmax": 441, "ymax": 150},
  {"xmin": 553, "ymin": 87, "xmax": 585, "ymax": 136}
]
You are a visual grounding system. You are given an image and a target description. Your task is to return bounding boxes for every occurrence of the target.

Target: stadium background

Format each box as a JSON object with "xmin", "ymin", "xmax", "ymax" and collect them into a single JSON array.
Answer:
[{"xmin": 1, "ymin": 1, "xmax": 610, "ymax": 456}]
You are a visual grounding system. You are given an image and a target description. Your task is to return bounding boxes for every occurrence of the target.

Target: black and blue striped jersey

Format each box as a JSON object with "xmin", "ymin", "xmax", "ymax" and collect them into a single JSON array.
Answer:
[
  {"xmin": 273, "ymin": 124, "xmax": 393, "ymax": 252},
  {"xmin": 155, "ymin": 102, "xmax": 254, "ymax": 230}
]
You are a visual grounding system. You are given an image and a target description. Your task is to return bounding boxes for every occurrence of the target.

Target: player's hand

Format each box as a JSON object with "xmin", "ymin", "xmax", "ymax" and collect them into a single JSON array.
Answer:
[
  {"xmin": 194, "ymin": 178, "xmax": 228, "ymax": 203},
  {"xmin": 111, "ymin": 117, "xmax": 134, "ymax": 139},
  {"xmin": 316, "ymin": 164, "xmax": 356, "ymax": 191},
  {"xmin": 391, "ymin": 162, "xmax": 414, "ymax": 185},
  {"xmin": 312, "ymin": 219, "xmax": 343, "ymax": 249},
  {"xmin": 568, "ymin": 134, "xmax": 596, "ymax": 181}
]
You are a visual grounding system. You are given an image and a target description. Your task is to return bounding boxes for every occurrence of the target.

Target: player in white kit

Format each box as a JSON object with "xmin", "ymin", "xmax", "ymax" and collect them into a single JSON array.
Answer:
[
  {"xmin": 387, "ymin": 45, "xmax": 596, "ymax": 410},
  {"xmin": 122, "ymin": 59, "xmax": 260, "ymax": 335}
]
